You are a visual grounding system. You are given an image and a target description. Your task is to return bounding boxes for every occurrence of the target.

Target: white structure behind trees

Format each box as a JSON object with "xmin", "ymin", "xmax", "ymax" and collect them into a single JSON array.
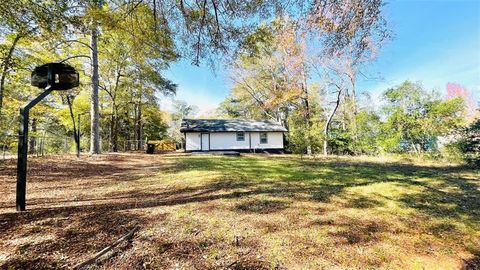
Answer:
[{"xmin": 181, "ymin": 119, "xmax": 286, "ymax": 152}]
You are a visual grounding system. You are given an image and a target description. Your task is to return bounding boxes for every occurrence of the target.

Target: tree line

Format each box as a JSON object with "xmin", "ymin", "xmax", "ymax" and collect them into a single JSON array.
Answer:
[
  {"xmin": 215, "ymin": 17, "xmax": 479, "ymax": 162},
  {"xmin": 0, "ymin": 0, "xmax": 477, "ymax": 163},
  {"xmin": 1, "ymin": 0, "xmax": 392, "ymax": 155},
  {"xmin": 0, "ymin": 1, "xmax": 177, "ymax": 153}
]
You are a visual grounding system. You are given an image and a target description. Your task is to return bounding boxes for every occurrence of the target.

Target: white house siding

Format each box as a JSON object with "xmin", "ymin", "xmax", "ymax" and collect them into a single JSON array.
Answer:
[
  {"xmin": 250, "ymin": 132, "xmax": 283, "ymax": 150},
  {"xmin": 185, "ymin": 132, "xmax": 201, "ymax": 151},
  {"xmin": 210, "ymin": 132, "xmax": 251, "ymax": 150},
  {"xmin": 185, "ymin": 131, "xmax": 284, "ymax": 151}
]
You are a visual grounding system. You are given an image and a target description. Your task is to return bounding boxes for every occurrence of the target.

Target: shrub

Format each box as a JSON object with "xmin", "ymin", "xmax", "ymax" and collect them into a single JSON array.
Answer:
[
  {"xmin": 439, "ymin": 141, "xmax": 465, "ymax": 163},
  {"xmin": 460, "ymin": 119, "xmax": 480, "ymax": 166}
]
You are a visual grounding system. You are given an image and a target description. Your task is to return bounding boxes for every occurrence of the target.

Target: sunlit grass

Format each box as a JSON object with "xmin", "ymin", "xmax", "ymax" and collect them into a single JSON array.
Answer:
[
  {"xmin": 151, "ymin": 154, "xmax": 479, "ymax": 269},
  {"xmin": 0, "ymin": 153, "xmax": 478, "ymax": 269}
]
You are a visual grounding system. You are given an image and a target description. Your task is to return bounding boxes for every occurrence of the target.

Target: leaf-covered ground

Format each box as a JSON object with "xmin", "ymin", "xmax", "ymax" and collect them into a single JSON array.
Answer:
[{"xmin": 0, "ymin": 153, "xmax": 479, "ymax": 269}]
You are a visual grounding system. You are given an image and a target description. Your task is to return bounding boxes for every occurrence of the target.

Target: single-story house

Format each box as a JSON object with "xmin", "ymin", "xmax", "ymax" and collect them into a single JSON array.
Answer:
[{"xmin": 180, "ymin": 119, "xmax": 287, "ymax": 152}]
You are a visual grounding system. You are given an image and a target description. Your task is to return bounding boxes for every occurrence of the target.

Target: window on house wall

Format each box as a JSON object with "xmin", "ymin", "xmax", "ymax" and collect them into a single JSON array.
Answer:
[
  {"xmin": 236, "ymin": 132, "xmax": 245, "ymax": 141},
  {"xmin": 260, "ymin": 132, "xmax": 268, "ymax": 144}
]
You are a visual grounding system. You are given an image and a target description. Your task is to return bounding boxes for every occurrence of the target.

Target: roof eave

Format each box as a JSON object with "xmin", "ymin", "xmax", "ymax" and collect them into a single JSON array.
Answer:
[{"xmin": 181, "ymin": 130, "xmax": 287, "ymax": 133}]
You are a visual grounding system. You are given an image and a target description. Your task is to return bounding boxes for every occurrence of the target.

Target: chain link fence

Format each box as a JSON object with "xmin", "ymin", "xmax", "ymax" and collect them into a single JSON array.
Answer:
[
  {"xmin": 1, "ymin": 134, "xmax": 81, "ymax": 159},
  {"xmin": 117, "ymin": 140, "xmax": 146, "ymax": 152},
  {"xmin": 1, "ymin": 122, "xmax": 150, "ymax": 159},
  {"xmin": 1, "ymin": 137, "xmax": 150, "ymax": 159}
]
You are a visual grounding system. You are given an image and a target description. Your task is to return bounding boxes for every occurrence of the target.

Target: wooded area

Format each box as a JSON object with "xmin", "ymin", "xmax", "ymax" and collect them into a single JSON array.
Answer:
[
  {"xmin": 0, "ymin": 1, "xmax": 479, "ymax": 268},
  {"xmin": 215, "ymin": 17, "xmax": 479, "ymax": 161},
  {"xmin": 0, "ymin": 0, "xmax": 478, "ymax": 164}
]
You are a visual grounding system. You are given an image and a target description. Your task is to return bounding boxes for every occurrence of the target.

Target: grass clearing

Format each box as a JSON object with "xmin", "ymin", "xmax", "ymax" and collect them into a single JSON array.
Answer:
[{"xmin": 0, "ymin": 153, "xmax": 479, "ymax": 269}]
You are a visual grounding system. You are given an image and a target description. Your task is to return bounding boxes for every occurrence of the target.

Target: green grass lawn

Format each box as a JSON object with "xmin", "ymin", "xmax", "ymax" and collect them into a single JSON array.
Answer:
[{"xmin": 0, "ymin": 153, "xmax": 479, "ymax": 269}]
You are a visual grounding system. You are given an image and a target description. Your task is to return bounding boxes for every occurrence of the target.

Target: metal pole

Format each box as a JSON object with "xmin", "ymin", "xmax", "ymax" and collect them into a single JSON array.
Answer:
[
  {"xmin": 77, "ymin": 113, "xmax": 81, "ymax": 157},
  {"xmin": 16, "ymin": 107, "xmax": 28, "ymax": 211},
  {"xmin": 16, "ymin": 87, "xmax": 52, "ymax": 211}
]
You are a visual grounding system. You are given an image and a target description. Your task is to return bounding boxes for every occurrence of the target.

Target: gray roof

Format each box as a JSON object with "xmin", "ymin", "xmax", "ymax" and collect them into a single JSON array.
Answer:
[{"xmin": 180, "ymin": 119, "xmax": 287, "ymax": 132}]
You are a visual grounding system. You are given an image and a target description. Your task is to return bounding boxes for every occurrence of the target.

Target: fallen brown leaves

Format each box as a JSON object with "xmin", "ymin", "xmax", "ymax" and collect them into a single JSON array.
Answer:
[
  {"xmin": 0, "ymin": 153, "xmax": 478, "ymax": 269},
  {"xmin": 0, "ymin": 153, "xmax": 271, "ymax": 269}
]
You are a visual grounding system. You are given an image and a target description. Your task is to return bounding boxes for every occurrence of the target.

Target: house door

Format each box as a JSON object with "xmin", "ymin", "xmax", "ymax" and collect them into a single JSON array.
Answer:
[{"xmin": 201, "ymin": 133, "xmax": 210, "ymax": 151}]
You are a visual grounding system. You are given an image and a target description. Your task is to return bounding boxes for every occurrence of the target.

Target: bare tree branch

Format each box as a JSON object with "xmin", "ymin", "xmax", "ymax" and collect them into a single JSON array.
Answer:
[
  {"xmin": 194, "ymin": 0, "xmax": 208, "ymax": 65},
  {"xmin": 58, "ymin": 55, "xmax": 92, "ymax": 63}
]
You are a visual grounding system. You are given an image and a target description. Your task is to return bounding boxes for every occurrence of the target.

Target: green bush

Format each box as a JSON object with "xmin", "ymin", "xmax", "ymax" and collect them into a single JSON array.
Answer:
[
  {"xmin": 461, "ymin": 119, "xmax": 480, "ymax": 166},
  {"xmin": 439, "ymin": 142, "xmax": 465, "ymax": 163}
]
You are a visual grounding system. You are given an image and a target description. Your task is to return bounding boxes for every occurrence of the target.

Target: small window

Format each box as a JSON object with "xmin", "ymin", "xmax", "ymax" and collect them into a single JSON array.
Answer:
[
  {"xmin": 260, "ymin": 132, "xmax": 268, "ymax": 144},
  {"xmin": 236, "ymin": 132, "xmax": 245, "ymax": 141}
]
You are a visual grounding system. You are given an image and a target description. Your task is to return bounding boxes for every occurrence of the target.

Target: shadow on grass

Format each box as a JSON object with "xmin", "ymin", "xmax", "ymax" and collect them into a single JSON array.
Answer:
[
  {"xmin": 0, "ymin": 154, "xmax": 168, "ymax": 183},
  {"xmin": 347, "ymin": 195, "xmax": 385, "ymax": 208},
  {"xmin": 331, "ymin": 220, "xmax": 384, "ymax": 245},
  {"xmin": 0, "ymin": 155, "xmax": 478, "ymax": 268},
  {"xmin": 234, "ymin": 199, "xmax": 290, "ymax": 214},
  {"xmin": 169, "ymin": 156, "xmax": 480, "ymax": 225},
  {"xmin": 0, "ymin": 205, "xmax": 149, "ymax": 269},
  {"xmin": 463, "ymin": 253, "xmax": 480, "ymax": 270}
]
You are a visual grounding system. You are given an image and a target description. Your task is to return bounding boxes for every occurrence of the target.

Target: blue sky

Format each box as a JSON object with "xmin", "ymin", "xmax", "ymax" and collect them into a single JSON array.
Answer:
[{"xmin": 163, "ymin": 0, "xmax": 480, "ymax": 114}]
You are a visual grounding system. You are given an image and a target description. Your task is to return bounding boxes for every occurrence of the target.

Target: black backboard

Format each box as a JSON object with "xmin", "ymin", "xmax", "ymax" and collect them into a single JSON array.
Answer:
[{"xmin": 31, "ymin": 63, "xmax": 79, "ymax": 90}]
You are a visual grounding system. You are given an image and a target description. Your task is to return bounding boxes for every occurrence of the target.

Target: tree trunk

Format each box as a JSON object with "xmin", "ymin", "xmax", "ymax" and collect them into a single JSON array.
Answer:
[
  {"xmin": 137, "ymin": 101, "xmax": 143, "ymax": 150},
  {"xmin": 109, "ymin": 113, "xmax": 114, "ymax": 152},
  {"xmin": 106, "ymin": 69, "xmax": 122, "ymax": 152},
  {"xmin": 341, "ymin": 93, "xmax": 347, "ymax": 131},
  {"xmin": 411, "ymin": 142, "xmax": 419, "ymax": 154},
  {"xmin": 112, "ymin": 107, "xmax": 119, "ymax": 152},
  {"xmin": 0, "ymin": 34, "xmax": 21, "ymax": 116},
  {"xmin": 349, "ymin": 75, "xmax": 359, "ymax": 154},
  {"xmin": 133, "ymin": 102, "xmax": 138, "ymax": 150},
  {"xmin": 66, "ymin": 96, "xmax": 79, "ymax": 156},
  {"xmin": 323, "ymin": 88, "xmax": 342, "ymax": 156},
  {"xmin": 302, "ymin": 65, "xmax": 312, "ymax": 155},
  {"xmin": 29, "ymin": 118, "xmax": 36, "ymax": 154},
  {"xmin": 133, "ymin": 101, "xmax": 143, "ymax": 150},
  {"xmin": 89, "ymin": 23, "xmax": 101, "ymax": 154},
  {"xmin": 350, "ymin": 75, "xmax": 357, "ymax": 115}
]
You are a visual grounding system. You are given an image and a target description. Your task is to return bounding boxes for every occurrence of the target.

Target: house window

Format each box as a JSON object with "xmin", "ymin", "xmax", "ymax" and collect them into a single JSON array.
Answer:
[
  {"xmin": 236, "ymin": 132, "xmax": 245, "ymax": 141},
  {"xmin": 260, "ymin": 132, "xmax": 268, "ymax": 144}
]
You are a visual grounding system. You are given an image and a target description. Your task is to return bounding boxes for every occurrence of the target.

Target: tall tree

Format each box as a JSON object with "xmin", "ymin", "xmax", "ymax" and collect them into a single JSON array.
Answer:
[
  {"xmin": 169, "ymin": 100, "xmax": 198, "ymax": 143},
  {"xmin": 380, "ymin": 81, "xmax": 465, "ymax": 153},
  {"xmin": 460, "ymin": 118, "xmax": 480, "ymax": 165},
  {"xmin": 0, "ymin": 0, "xmax": 70, "ymax": 116},
  {"xmin": 65, "ymin": 0, "xmax": 294, "ymax": 154},
  {"xmin": 227, "ymin": 18, "xmax": 308, "ymax": 125},
  {"xmin": 446, "ymin": 82, "xmax": 478, "ymax": 122},
  {"xmin": 1, "ymin": 0, "xmax": 393, "ymax": 156},
  {"xmin": 0, "ymin": 34, "xmax": 21, "ymax": 117},
  {"xmin": 306, "ymin": 0, "xmax": 390, "ymax": 155},
  {"xmin": 89, "ymin": 0, "xmax": 102, "ymax": 154}
]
